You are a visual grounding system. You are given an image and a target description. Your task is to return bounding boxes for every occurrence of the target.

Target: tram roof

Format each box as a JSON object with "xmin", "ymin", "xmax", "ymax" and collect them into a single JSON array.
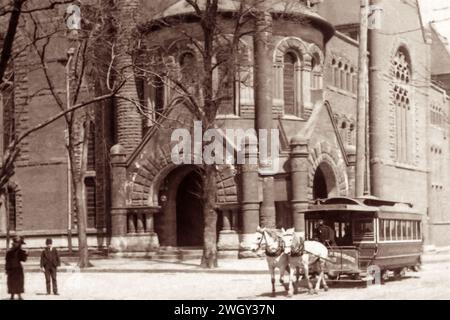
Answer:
[{"xmin": 302, "ymin": 196, "xmax": 421, "ymax": 216}]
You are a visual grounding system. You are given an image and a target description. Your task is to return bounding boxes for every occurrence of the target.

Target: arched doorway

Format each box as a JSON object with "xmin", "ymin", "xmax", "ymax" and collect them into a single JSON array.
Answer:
[
  {"xmin": 176, "ymin": 170, "xmax": 204, "ymax": 246},
  {"xmin": 313, "ymin": 161, "xmax": 338, "ymax": 200},
  {"xmin": 155, "ymin": 166, "xmax": 204, "ymax": 247}
]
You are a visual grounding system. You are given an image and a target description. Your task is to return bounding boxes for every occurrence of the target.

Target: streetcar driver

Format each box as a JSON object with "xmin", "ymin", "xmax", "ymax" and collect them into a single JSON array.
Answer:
[{"xmin": 313, "ymin": 219, "xmax": 337, "ymax": 248}]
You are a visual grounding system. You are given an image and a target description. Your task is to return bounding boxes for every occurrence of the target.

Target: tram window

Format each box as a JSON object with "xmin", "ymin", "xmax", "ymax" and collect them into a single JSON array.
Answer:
[
  {"xmin": 379, "ymin": 220, "xmax": 385, "ymax": 241},
  {"xmin": 389, "ymin": 220, "xmax": 395, "ymax": 240},
  {"xmin": 416, "ymin": 222, "xmax": 421, "ymax": 240},
  {"xmin": 380, "ymin": 220, "xmax": 391, "ymax": 241},
  {"xmin": 354, "ymin": 219, "xmax": 374, "ymax": 241},
  {"xmin": 402, "ymin": 221, "xmax": 407, "ymax": 240},
  {"xmin": 396, "ymin": 221, "xmax": 402, "ymax": 240},
  {"xmin": 406, "ymin": 221, "xmax": 412, "ymax": 240},
  {"xmin": 334, "ymin": 222, "xmax": 341, "ymax": 238}
]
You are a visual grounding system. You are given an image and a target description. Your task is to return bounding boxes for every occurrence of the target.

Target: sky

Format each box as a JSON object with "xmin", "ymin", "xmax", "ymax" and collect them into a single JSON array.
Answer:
[{"xmin": 419, "ymin": 0, "xmax": 450, "ymax": 48}]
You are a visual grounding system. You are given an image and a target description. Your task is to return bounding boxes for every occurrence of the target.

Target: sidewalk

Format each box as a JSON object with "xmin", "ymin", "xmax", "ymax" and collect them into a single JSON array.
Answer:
[
  {"xmin": 1, "ymin": 251, "xmax": 450, "ymax": 274},
  {"xmin": 0, "ymin": 256, "xmax": 271, "ymax": 274}
]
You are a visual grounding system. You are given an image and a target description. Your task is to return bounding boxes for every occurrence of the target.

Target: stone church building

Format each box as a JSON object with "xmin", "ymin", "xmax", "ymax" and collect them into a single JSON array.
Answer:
[{"xmin": 1, "ymin": 0, "xmax": 450, "ymax": 256}]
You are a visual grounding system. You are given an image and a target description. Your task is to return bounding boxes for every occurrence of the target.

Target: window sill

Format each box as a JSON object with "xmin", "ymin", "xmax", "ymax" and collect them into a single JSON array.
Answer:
[
  {"xmin": 280, "ymin": 114, "xmax": 304, "ymax": 121},
  {"xmin": 393, "ymin": 162, "xmax": 420, "ymax": 171},
  {"xmin": 216, "ymin": 114, "xmax": 241, "ymax": 120},
  {"xmin": 326, "ymin": 85, "xmax": 357, "ymax": 98}
]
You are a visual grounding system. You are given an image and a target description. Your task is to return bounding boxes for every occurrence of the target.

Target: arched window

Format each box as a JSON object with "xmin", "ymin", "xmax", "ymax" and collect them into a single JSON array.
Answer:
[
  {"xmin": 392, "ymin": 48, "xmax": 412, "ymax": 163},
  {"xmin": 283, "ymin": 52, "xmax": 298, "ymax": 115},
  {"xmin": 7, "ymin": 186, "xmax": 16, "ymax": 231},
  {"xmin": 87, "ymin": 122, "xmax": 95, "ymax": 171},
  {"xmin": 217, "ymin": 49, "xmax": 235, "ymax": 115},
  {"xmin": 331, "ymin": 59, "xmax": 337, "ymax": 87},
  {"xmin": 311, "ymin": 54, "xmax": 322, "ymax": 90},
  {"xmin": 180, "ymin": 52, "xmax": 197, "ymax": 84},
  {"xmin": 85, "ymin": 177, "xmax": 96, "ymax": 229},
  {"xmin": 349, "ymin": 122, "xmax": 355, "ymax": 145}
]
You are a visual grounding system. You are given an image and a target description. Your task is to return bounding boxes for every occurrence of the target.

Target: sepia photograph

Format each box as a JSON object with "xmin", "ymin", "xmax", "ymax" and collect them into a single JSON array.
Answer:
[{"xmin": 0, "ymin": 0, "xmax": 450, "ymax": 306}]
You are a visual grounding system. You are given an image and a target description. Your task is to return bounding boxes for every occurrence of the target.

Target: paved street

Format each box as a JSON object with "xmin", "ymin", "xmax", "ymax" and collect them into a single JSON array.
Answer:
[{"xmin": 1, "ymin": 254, "xmax": 450, "ymax": 300}]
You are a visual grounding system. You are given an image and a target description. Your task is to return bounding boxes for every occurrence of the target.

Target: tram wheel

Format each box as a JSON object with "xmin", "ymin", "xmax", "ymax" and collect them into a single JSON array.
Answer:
[
  {"xmin": 381, "ymin": 270, "xmax": 390, "ymax": 282},
  {"xmin": 327, "ymin": 273, "xmax": 338, "ymax": 280},
  {"xmin": 351, "ymin": 273, "xmax": 361, "ymax": 281},
  {"xmin": 394, "ymin": 268, "xmax": 407, "ymax": 279}
]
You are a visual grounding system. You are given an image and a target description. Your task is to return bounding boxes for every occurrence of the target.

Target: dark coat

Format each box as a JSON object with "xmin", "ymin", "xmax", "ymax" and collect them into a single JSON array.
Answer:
[
  {"xmin": 5, "ymin": 247, "xmax": 28, "ymax": 294},
  {"xmin": 40, "ymin": 247, "xmax": 61, "ymax": 269},
  {"xmin": 314, "ymin": 224, "xmax": 337, "ymax": 246}
]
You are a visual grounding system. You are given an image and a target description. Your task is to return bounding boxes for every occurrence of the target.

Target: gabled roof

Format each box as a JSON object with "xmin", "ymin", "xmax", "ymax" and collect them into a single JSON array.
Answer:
[{"xmin": 429, "ymin": 23, "xmax": 450, "ymax": 75}]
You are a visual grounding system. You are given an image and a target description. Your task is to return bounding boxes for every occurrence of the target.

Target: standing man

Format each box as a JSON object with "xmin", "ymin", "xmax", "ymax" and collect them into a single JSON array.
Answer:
[
  {"xmin": 5, "ymin": 236, "xmax": 28, "ymax": 300},
  {"xmin": 40, "ymin": 238, "xmax": 60, "ymax": 295},
  {"xmin": 313, "ymin": 219, "xmax": 337, "ymax": 248}
]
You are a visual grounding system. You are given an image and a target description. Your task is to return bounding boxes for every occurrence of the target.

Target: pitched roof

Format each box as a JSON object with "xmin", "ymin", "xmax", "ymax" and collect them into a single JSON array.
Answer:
[{"xmin": 429, "ymin": 23, "xmax": 450, "ymax": 75}]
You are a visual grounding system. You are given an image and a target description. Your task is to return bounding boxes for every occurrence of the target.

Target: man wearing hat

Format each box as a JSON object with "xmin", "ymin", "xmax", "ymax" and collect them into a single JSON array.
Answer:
[
  {"xmin": 5, "ymin": 236, "xmax": 28, "ymax": 300},
  {"xmin": 40, "ymin": 238, "xmax": 60, "ymax": 295}
]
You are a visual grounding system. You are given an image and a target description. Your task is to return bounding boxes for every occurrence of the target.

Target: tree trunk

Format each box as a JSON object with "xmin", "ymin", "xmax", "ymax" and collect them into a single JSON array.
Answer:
[
  {"xmin": 71, "ymin": 121, "xmax": 92, "ymax": 268},
  {"xmin": 74, "ymin": 177, "xmax": 91, "ymax": 268},
  {"xmin": 200, "ymin": 165, "xmax": 218, "ymax": 268}
]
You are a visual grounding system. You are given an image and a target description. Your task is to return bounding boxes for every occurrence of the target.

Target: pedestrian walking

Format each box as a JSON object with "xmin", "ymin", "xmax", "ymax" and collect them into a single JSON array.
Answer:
[
  {"xmin": 5, "ymin": 236, "xmax": 28, "ymax": 300},
  {"xmin": 40, "ymin": 238, "xmax": 61, "ymax": 295}
]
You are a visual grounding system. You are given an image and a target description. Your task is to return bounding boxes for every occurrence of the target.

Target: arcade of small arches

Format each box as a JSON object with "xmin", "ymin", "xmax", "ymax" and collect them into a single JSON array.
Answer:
[{"xmin": 141, "ymin": 36, "xmax": 325, "ymax": 122}]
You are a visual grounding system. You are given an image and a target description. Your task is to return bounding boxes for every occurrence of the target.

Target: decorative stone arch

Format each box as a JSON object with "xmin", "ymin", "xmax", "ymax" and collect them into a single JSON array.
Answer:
[
  {"xmin": 390, "ymin": 40, "xmax": 414, "ymax": 80},
  {"xmin": 1, "ymin": 181, "xmax": 24, "ymax": 232},
  {"xmin": 307, "ymin": 141, "xmax": 348, "ymax": 200},
  {"xmin": 167, "ymin": 38, "xmax": 203, "ymax": 65},
  {"xmin": 307, "ymin": 43, "xmax": 325, "ymax": 71},
  {"xmin": 128, "ymin": 150, "xmax": 239, "ymax": 207},
  {"xmin": 273, "ymin": 37, "xmax": 309, "ymax": 64},
  {"xmin": 389, "ymin": 40, "xmax": 418, "ymax": 165},
  {"xmin": 273, "ymin": 37, "xmax": 308, "ymax": 115}
]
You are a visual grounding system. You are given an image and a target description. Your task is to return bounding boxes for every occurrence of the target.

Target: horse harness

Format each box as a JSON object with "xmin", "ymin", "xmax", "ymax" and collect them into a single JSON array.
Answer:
[
  {"xmin": 257, "ymin": 231, "xmax": 285, "ymax": 257},
  {"xmin": 289, "ymin": 236, "xmax": 305, "ymax": 257}
]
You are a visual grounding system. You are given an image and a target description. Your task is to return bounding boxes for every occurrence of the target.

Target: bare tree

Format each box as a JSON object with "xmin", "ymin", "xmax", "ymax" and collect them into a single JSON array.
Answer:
[
  {"xmin": 136, "ymin": 0, "xmax": 260, "ymax": 268},
  {"xmin": 0, "ymin": 0, "xmax": 126, "ymax": 268}
]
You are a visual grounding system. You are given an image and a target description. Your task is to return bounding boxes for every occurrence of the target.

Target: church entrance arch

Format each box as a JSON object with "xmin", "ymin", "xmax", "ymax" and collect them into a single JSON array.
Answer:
[
  {"xmin": 312, "ymin": 161, "xmax": 338, "ymax": 200},
  {"xmin": 155, "ymin": 165, "xmax": 204, "ymax": 247}
]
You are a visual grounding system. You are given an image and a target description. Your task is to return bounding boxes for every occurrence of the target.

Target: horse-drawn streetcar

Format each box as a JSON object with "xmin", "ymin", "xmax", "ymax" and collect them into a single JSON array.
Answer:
[{"xmin": 302, "ymin": 196, "xmax": 423, "ymax": 281}]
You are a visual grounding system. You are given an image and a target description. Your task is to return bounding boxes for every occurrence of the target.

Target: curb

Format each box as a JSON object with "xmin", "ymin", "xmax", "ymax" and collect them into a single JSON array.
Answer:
[
  {"xmin": 3, "ymin": 253, "xmax": 450, "ymax": 275},
  {"xmin": 20, "ymin": 267, "xmax": 269, "ymax": 275}
]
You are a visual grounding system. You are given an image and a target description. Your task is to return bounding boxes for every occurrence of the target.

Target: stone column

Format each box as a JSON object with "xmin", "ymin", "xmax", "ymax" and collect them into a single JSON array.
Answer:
[
  {"xmin": 146, "ymin": 212, "xmax": 154, "ymax": 232},
  {"xmin": 290, "ymin": 137, "xmax": 309, "ymax": 239},
  {"xmin": 253, "ymin": 10, "xmax": 276, "ymax": 229},
  {"xmin": 301, "ymin": 54, "xmax": 313, "ymax": 118},
  {"xmin": 136, "ymin": 213, "xmax": 145, "ymax": 233},
  {"xmin": 346, "ymin": 146, "xmax": 357, "ymax": 198},
  {"xmin": 114, "ymin": 0, "xmax": 143, "ymax": 155},
  {"xmin": 218, "ymin": 208, "xmax": 240, "ymax": 254},
  {"xmin": 109, "ymin": 144, "xmax": 128, "ymax": 252},
  {"xmin": 239, "ymin": 141, "xmax": 260, "ymax": 258}
]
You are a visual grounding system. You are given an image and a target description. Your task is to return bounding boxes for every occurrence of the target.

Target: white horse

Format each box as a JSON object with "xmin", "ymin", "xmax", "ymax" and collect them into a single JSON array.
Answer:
[
  {"xmin": 280, "ymin": 228, "xmax": 329, "ymax": 295},
  {"xmin": 249, "ymin": 226, "xmax": 290, "ymax": 297}
]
